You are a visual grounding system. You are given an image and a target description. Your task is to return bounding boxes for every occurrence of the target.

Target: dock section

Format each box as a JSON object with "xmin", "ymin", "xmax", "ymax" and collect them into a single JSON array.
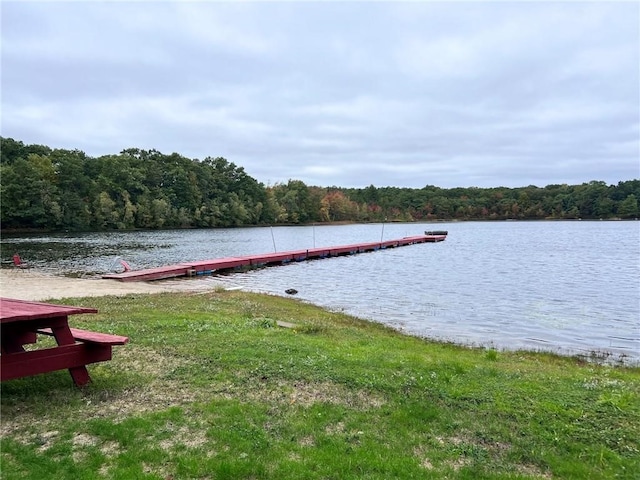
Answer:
[{"xmin": 102, "ymin": 233, "xmax": 446, "ymax": 282}]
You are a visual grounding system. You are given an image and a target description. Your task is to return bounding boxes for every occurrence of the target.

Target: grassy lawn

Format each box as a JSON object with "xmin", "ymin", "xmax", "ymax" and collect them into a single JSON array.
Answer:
[{"xmin": 1, "ymin": 291, "xmax": 638, "ymax": 479}]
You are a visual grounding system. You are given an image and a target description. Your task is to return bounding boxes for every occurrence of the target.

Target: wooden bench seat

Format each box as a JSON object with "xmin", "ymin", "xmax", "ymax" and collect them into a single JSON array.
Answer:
[{"xmin": 37, "ymin": 328, "xmax": 129, "ymax": 345}]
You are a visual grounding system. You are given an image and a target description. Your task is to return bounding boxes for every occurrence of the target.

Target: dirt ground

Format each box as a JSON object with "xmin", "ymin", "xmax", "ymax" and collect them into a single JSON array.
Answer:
[{"xmin": 0, "ymin": 268, "xmax": 226, "ymax": 301}]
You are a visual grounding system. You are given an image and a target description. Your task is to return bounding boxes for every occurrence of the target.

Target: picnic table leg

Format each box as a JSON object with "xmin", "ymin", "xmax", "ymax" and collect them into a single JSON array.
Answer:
[
  {"xmin": 50, "ymin": 322, "xmax": 92, "ymax": 387},
  {"xmin": 1, "ymin": 324, "xmax": 36, "ymax": 354},
  {"xmin": 68, "ymin": 365, "xmax": 91, "ymax": 386},
  {"xmin": 1, "ymin": 339, "xmax": 26, "ymax": 354}
]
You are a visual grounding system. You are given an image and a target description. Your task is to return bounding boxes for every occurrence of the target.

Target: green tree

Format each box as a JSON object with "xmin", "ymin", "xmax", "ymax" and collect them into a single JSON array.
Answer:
[
  {"xmin": 0, "ymin": 155, "xmax": 59, "ymax": 228},
  {"xmin": 273, "ymin": 180, "xmax": 315, "ymax": 224},
  {"xmin": 617, "ymin": 194, "xmax": 638, "ymax": 218},
  {"xmin": 51, "ymin": 148, "xmax": 94, "ymax": 229},
  {"xmin": 94, "ymin": 191, "xmax": 119, "ymax": 229},
  {"xmin": 151, "ymin": 198, "xmax": 171, "ymax": 229}
]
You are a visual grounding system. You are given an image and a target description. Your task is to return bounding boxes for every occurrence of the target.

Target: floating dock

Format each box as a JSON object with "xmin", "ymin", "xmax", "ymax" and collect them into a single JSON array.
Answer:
[{"xmin": 102, "ymin": 233, "xmax": 446, "ymax": 282}]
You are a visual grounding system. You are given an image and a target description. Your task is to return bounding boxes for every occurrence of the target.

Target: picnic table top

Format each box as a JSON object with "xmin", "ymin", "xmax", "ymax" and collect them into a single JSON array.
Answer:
[{"xmin": 0, "ymin": 298, "xmax": 98, "ymax": 324}]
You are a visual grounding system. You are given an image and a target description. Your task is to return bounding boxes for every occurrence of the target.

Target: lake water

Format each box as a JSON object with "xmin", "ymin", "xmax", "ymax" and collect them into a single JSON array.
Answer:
[{"xmin": 2, "ymin": 221, "xmax": 639, "ymax": 365}]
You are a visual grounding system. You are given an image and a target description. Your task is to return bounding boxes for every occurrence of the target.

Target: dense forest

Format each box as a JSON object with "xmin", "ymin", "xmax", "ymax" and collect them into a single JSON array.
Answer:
[{"xmin": 1, "ymin": 137, "xmax": 638, "ymax": 231}]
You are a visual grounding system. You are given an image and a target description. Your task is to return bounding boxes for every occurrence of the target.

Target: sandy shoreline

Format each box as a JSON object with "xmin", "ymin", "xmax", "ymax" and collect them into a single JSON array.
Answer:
[{"xmin": 0, "ymin": 268, "xmax": 227, "ymax": 301}]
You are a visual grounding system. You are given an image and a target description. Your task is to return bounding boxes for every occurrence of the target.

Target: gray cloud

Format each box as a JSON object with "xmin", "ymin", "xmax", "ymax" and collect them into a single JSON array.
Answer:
[{"xmin": 2, "ymin": 1, "xmax": 638, "ymax": 188}]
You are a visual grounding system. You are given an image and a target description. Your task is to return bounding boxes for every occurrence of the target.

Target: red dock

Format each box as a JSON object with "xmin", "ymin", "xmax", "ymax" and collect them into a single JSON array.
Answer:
[{"xmin": 102, "ymin": 233, "xmax": 446, "ymax": 282}]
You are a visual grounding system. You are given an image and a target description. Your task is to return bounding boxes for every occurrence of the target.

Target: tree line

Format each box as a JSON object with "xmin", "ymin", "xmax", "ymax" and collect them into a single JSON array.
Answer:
[{"xmin": 1, "ymin": 137, "xmax": 638, "ymax": 231}]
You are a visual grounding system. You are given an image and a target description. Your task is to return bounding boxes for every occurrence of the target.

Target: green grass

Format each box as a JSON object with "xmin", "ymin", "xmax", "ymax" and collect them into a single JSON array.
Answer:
[{"xmin": 1, "ymin": 291, "xmax": 639, "ymax": 479}]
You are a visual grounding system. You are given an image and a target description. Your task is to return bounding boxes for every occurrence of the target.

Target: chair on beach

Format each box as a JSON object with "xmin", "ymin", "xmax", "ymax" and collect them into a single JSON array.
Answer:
[{"xmin": 12, "ymin": 253, "xmax": 28, "ymax": 268}]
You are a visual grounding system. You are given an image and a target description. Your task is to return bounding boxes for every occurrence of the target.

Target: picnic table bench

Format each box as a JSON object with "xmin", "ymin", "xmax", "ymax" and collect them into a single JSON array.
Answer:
[{"xmin": 0, "ymin": 298, "xmax": 128, "ymax": 387}]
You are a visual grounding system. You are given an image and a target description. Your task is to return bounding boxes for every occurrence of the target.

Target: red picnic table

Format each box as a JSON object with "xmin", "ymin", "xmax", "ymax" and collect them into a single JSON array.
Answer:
[{"xmin": 0, "ymin": 298, "xmax": 128, "ymax": 387}]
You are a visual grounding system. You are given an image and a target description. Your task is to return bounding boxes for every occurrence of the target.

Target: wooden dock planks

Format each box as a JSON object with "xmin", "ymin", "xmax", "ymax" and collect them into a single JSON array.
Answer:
[
  {"xmin": 102, "ymin": 233, "xmax": 446, "ymax": 282},
  {"xmin": 102, "ymin": 265, "xmax": 192, "ymax": 282}
]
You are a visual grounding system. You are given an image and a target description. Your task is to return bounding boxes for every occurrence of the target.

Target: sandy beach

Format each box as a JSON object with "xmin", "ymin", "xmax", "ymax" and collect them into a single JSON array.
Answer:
[{"xmin": 0, "ymin": 268, "xmax": 226, "ymax": 301}]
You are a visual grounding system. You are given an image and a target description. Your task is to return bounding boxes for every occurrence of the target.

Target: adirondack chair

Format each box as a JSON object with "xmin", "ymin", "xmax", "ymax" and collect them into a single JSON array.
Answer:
[{"xmin": 12, "ymin": 253, "xmax": 28, "ymax": 268}]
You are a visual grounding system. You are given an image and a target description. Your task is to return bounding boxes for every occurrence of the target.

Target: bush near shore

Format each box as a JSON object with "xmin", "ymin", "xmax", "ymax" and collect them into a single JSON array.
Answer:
[{"xmin": 1, "ymin": 291, "xmax": 639, "ymax": 479}]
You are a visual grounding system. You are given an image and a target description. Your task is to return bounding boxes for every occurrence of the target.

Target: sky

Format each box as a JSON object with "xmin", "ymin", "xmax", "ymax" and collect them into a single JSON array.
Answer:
[{"xmin": 1, "ymin": 1, "xmax": 639, "ymax": 189}]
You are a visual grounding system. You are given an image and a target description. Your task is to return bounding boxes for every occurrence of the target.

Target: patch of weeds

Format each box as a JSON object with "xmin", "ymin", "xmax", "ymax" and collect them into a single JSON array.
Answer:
[
  {"xmin": 249, "ymin": 317, "xmax": 277, "ymax": 329},
  {"xmin": 296, "ymin": 324, "xmax": 328, "ymax": 335},
  {"xmin": 485, "ymin": 348, "xmax": 499, "ymax": 361},
  {"xmin": 597, "ymin": 391, "xmax": 636, "ymax": 411}
]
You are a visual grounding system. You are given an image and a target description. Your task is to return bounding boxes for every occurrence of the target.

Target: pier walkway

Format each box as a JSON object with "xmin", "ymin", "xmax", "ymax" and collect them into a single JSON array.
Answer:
[{"xmin": 102, "ymin": 233, "xmax": 446, "ymax": 282}]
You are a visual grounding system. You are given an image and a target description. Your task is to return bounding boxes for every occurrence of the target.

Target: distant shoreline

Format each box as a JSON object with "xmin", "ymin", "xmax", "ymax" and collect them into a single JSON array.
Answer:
[{"xmin": 1, "ymin": 217, "xmax": 637, "ymax": 236}]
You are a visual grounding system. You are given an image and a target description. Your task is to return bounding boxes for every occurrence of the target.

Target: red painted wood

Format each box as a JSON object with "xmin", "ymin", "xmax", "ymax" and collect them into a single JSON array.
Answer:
[
  {"xmin": 68, "ymin": 367, "xmax": 91, "ymax": 386},
  {"xmin": 185, "ymin": 257, "xmax": 252, "ymax": 272},
  {"xmin": 1, "ymin": 331, "xmax": 36, "ymax": 353},
  {"xmin": 38, "ymin": 327, "xmax": 129, "ymax": 345},
  {"xmin": 1, "ymin": 343, "xmax": 112, "ymax": 383},
  {"xmin": 241, "ymin": 253, "xmax": 295, "ymax": 265},
  {"xmin": 0, "ymin": 298, "xmax": 127, "ymax": 387},
  {"xmin": 102, "ymin": 265, "xmax": 191, "ymax": 281},
  {"xmin": 306, "ymin": 248, "xmax": 331, "ymax": 258},
  {"xmin": 1, "ymin": 338, "xmax": 26, "ymax": 354},
  {"xmin": 381, "ymin": 240, "xmax": 399, "ymax": 248},
  {"xmin": 0, "ymin": 298, "xmax": 97, "ymax": 323}
]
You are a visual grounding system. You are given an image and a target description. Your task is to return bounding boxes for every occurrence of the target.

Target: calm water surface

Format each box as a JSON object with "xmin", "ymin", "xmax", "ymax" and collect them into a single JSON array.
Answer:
[{"xmin": 2, "ymin": 221, "xmax": 639, "ymax": 364}]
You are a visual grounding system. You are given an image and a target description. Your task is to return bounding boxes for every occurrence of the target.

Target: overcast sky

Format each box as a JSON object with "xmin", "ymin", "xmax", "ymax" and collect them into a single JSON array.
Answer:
[{"xmin": 2, "ymin": 1, "xmax": 638, "ymax": 189}]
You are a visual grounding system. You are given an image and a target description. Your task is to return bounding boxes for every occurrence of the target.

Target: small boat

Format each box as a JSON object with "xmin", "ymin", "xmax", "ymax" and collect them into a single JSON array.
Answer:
[{"xmin": 425, "ymin": 230, "xmax": 448, "ymax": 236}]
